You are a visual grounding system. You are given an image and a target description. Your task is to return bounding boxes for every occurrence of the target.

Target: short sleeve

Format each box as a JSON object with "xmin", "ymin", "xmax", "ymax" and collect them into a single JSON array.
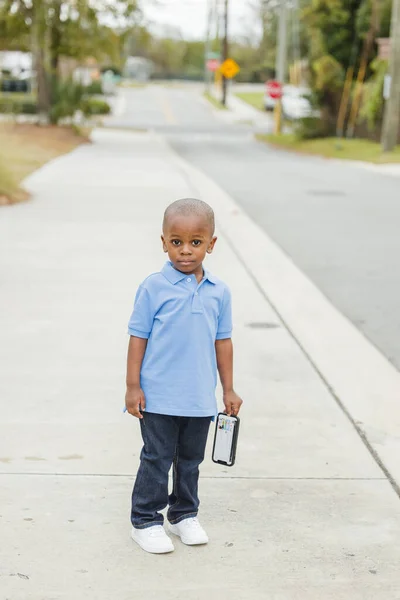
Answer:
[
  {"xmin": 216, "ymin": 286, "xmax": 232, "ymax": 340},
  {"xmin": 127, "ymin": 285, "xmax": 154, "ymax": 339}
]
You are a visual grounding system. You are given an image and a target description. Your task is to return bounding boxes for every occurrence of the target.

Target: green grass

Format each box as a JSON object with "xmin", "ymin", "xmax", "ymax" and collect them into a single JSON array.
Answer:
[
  {"xmin": 0, "ymin": 92, "xmax": 36, "ymax": 101},
  {"xmin": 203, "ymin": 91, "xmax": 227, "ymax": 110},
  {"xmin": 118, "ymin": 81, "xmax": 147, "ymax": 89},
  {"xmin": 256, "ymin": 134, "xmax": 400, "ymax": 164},
  {"xmin": 235, "ymin": 92, "xmax": 265, "ymax": 111},
  {"xmin": 0, "ymin": 92, "xmax": 38, "ymax": 116}
]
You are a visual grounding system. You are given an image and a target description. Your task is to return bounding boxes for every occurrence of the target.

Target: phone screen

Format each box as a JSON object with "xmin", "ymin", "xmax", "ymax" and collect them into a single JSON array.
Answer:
[{"xmin": 213, "ymin": 415, "xmax": 236, "ymax": 464}]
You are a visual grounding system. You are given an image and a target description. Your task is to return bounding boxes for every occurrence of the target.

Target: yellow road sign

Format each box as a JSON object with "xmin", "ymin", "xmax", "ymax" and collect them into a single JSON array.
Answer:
[{"xmin": 220, "ymin": 58, "xmax": 240, "ymax": 79}]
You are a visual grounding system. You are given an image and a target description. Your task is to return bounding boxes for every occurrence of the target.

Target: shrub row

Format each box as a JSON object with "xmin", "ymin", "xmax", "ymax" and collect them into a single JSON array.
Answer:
[
  {"xmin": 0, "ymin": 95, "xmax": 110, "ymax": 118},
  {"xmin": 81, "ymin": 97, "xmax": 111, "ymax": 116},
  {"xmin": 0, "ymin": 97, "xmax": 37, "ymax": 114}
]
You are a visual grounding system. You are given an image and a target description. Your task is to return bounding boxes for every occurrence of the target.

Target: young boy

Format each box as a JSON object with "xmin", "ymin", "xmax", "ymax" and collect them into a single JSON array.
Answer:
[{"xmin": 125, "ymin": 198, "xmax": 242, "ymax": 554}]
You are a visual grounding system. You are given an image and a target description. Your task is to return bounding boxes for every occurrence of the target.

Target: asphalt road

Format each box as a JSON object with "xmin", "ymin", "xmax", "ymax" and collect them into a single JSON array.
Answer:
[
  {"xmin": 111, "ymin": 85, "xmax": 400, "ymax": 371},
  {"xmin": 108, "ymin": 84, "xmax": 252, "ymax": 134}
]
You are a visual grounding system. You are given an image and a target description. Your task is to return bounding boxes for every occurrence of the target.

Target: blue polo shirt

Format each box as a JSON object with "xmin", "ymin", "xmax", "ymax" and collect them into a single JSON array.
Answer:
[{"xmin": 128, "ymin": 261, "xmax": 232, "ymax": 417}]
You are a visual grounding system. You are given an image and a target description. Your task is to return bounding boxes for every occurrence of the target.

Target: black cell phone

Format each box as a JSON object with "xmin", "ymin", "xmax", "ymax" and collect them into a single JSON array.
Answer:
[{"xmin": 212, "ymin": 413, "xmax": 240, "ymax": 467}]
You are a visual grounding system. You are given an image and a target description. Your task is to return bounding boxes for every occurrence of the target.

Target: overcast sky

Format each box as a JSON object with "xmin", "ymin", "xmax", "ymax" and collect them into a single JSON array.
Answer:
[{"xmin": 143, "ymin": 0, "xmax": 257, "ymax": 40}]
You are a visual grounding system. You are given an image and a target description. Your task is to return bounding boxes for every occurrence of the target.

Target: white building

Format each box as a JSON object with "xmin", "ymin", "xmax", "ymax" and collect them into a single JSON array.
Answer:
[
  {"xmin": 0, "ymin": 51, "xmax": 32, "ymax": 79},
  {"xmin": 123, "ymin": 57, "xmax": 154, "ymax": 81}
]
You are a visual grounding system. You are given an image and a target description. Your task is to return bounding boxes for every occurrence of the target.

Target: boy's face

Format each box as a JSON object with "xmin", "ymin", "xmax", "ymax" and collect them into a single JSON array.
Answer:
[{"xmin": 161, "ymin": 214, "xmax": 217, "ymax": 275}]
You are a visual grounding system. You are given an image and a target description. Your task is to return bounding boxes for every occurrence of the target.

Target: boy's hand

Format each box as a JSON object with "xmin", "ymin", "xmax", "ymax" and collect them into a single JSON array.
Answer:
[
  {"xmin": 223, "ymin": 391, "xmax": 243, "ymax": 417},
  {"xmin": 125, "ymin": 386, "xmax": 146, "ymax": 419}
]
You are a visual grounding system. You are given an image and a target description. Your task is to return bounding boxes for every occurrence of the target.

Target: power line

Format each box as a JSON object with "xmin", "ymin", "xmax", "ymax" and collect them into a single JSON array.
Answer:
[
  {"xmin": 276, "ymin": 0, "xmax": 287, "ymax": 84},
  {"xmin": 274, "ymin": 0, "xmax": 287, "ymax": 134},
  {"xmin": 204, "ymin": 0, "xmax": 214, "ymax": 90}
]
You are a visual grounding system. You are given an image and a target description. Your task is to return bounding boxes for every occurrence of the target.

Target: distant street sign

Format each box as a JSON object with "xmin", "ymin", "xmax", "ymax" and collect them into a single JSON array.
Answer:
[
  {"xmin": 206, "ymin": 52, "xmax": 221, "ymax": 60},
  {"xmin": 220, "ymin": 58, "xmax": 240, "ymax": 79},
  {"xmin": 206, "ymin": 59, "xmax": 220, "ymax": 72},
  {"xmin": 266, "ymin": 80, "xmax": 283, "ymax": 100}
]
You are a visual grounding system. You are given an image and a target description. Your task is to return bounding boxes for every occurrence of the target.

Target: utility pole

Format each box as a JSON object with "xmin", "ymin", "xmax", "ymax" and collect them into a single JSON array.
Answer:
[
  {"xmin": 276, "ymin": 0, "xmax": 287, "ymax": 84},
  {"xmin": 274, "ymin": 0, "xmax": 287, "ymax": 133},
  {"xmin": 221, "ymin": 0, "xmax": 229, "ymax": 106},
  {"xmin": 381, "ymin": 0, "xmax": 400, "ymax": 152},
  {"xmin": 204, "ymin": 0, "xmax": 213, "ymax": 92}
]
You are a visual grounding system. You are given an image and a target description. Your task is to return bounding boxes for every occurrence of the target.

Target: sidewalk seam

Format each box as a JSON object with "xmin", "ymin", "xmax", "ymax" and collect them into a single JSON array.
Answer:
[{"xmin": 0, "ymin": 473, "xmax": 387, "ymax": 480}]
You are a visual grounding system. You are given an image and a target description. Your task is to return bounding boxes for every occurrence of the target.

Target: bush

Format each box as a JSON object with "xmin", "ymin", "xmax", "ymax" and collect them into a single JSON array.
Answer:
[
  {"xmin": 360, "ymin": 59, "xmax": 387, "ymax": 131},
  {"xmin": 49, "ymin": 78, "xmax": 86, "ymax": 124},
  {"xmin": 294, "ymin": 117, "xmax": 330, "ymax": 140},
  {"xmin": 81, "ymin": 97, "xmax": 111, "ymax": 116},
  {"xmin": 0, "ymin": 97, "xmax": 37, "ymax": 115},
  {"xmin": 313, "ymin": 55, "xmax": 344, "ymax": 94},
  {"xmin": 85, "ymin": 80, "xmax": 103, "ymax": 95},
  {"xmin": 101, "ymin": 66, "xmax": 122, "ymax": 76},
  {"xmin": 0, "ymin": 79, "xmax": 110, "ymax": 122}
]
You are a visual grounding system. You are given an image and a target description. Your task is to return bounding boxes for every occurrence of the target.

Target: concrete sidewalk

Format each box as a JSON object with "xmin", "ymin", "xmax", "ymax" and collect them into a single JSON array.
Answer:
[
  {"xmin": 204, "ymin": 84, "xmax": 274, "ymax": 131},
  {"xmin": 1, "ymin": 129, "xmax": 400, "ymax": 599}
]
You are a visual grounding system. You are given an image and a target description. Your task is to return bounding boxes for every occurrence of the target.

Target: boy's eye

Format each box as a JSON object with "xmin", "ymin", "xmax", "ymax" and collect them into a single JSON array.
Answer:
[
  {"xmin": 192, "ymin": 240, "xmax": 202, "ymax": 247},
  {"xmin": 171, "ymin": 240, "xmax": 181, "ymax": 246}
]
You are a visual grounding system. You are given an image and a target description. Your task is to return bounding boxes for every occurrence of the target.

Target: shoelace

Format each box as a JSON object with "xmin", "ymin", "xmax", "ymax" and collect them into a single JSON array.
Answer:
[
  {"xmin": 149, "ymin": 526, "xmax": 166, "ymax": 538},
  {"xmin": 184, "ymin": 518, "xmax": 202, "ymax": 530}
]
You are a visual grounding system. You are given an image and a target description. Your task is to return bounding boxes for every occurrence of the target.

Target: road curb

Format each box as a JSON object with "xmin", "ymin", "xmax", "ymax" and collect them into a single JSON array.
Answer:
[{"xmin": 157, "ymin": 132, "xmax": 400, "ymax": 498}]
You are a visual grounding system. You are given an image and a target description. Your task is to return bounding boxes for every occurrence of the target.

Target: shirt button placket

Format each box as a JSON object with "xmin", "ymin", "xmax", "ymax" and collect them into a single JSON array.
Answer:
[{"xmin": 192, "ymin": 284, "xmax": 203, "ymax": 313}]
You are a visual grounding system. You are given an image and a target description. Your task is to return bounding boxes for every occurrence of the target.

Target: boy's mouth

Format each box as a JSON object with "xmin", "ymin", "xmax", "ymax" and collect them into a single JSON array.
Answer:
[{"xmin": 177, "ymin": 260, "xmax": 195, "ymax": 266}]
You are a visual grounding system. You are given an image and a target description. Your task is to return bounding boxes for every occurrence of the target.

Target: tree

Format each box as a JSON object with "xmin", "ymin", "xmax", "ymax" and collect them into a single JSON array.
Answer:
[
  {"xmin": 0, "ymin": 4, "xmax": 29, "ymax": 51},
  {"xmin": 246, "ymin": 0, "xmax": 311, "ymax": 83},
  {"xmin": 358, "ymin": 1, "xmax": 394, "ymax": 134},
  {"xmin": 303, "ymin": 0, "xmax": 364, "ymax": 70},
  {"xmin": 247, "ymin": 0, "xmax": 278, "ymax": 76},
  {"xmin": 301, "ymin": 0, "xmax": 387, "ymax": 133},
  {"xmin": 0, "ymin": 0, "xmax": 139, "ymax": 121}
]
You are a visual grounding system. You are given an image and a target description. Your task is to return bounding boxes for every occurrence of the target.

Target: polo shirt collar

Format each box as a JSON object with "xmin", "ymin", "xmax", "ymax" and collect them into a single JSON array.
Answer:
[{"xmin": 162, "ymin": 261, "xmax": 216, "ymax": 285}]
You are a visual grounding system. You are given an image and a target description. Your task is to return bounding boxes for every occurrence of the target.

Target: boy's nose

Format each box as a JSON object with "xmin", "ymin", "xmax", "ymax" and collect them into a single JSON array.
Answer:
[{"xmin": 181, "ymin": 245, "xmax": 192, "ymax": 255}]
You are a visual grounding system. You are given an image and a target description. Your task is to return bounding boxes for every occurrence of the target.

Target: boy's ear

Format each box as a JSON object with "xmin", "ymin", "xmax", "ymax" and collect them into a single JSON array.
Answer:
[
  {"xmin": 161, "ymin": 235, "xmax": 168, "ymax": 253},
  {"xmin": 207, "ymin": 236, "xmax": 217, "ymax": 254}
]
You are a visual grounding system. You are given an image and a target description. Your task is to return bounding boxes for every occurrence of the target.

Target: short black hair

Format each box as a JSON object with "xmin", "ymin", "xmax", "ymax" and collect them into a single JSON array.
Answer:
[{"xmin": 163, "ymin": 198, "xmax": 215, "ymax": 234}]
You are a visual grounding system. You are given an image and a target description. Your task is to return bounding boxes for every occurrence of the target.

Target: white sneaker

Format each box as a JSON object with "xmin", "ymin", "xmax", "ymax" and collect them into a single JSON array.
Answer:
[
  {"xmin": 131, "ymin": 525, "xmax": 174, "ymax": 554},
  {"xmin": 169, "ymin": 517, "xmax": 208, "ymax": 545}
]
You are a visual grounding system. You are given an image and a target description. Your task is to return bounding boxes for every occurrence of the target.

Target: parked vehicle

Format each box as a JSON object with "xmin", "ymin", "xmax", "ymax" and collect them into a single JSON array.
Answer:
[
  {"xmin": 264, "ymin": 84, "xmax": 315, "ymax": 120},
  {"xmin": 281, "ymin": 86, "xmax": 314, "ymax": 120},
  {"xmin": 0, "ymin": 78, "xmax": 29, "ymax": 93},
  {"xmin": 264, "ymin": 90, "xmax": 276, "ymax": 111}
]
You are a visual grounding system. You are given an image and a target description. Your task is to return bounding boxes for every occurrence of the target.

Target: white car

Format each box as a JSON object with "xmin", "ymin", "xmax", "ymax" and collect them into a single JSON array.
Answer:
[
  {"xmin": 264, "ymin": 92, "xmax": 277, "ymax": 111},
  {"xmin": 264, "ymin": 85, "xmax": 315, "ymax": 119},
  {"xmin": 281, "ymin": 86, "xmax": 314, "ymax": 120}
]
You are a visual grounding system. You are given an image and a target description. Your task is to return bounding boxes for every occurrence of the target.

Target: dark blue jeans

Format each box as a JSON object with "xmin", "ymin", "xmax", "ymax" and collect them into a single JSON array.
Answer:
[{"xmin": 131, "ymin": 412, "xmax": 211, "ymax": 529}]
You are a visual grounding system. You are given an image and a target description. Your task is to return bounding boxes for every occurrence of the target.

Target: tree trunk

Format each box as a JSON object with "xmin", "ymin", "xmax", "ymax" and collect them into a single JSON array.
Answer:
[
  {"xmin": 32, "ymin": 0, "xmax": 51, "ymax": 124},
  {"xmin": 50, "ymin": 1, "xmax": 62, "ymax": 75},
  {"xmin": 36, "ymin": 47, "xmax": 50, "ymax": 123}
]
